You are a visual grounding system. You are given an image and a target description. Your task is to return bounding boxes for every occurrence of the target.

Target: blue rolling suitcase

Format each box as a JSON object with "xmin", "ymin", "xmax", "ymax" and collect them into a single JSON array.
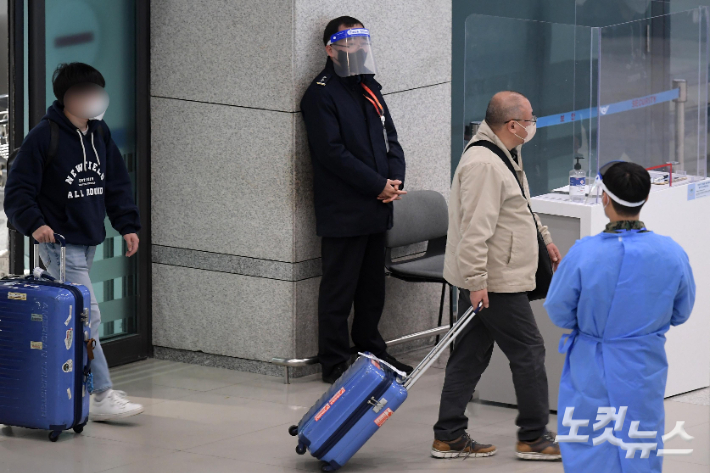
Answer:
[
  {"xmin": 0, "ymin": 235, "xmax": 94, "ymax": 442},
  {"xmin": 290, "ymin": 303, "xmax": 482, "ymax": 471}
]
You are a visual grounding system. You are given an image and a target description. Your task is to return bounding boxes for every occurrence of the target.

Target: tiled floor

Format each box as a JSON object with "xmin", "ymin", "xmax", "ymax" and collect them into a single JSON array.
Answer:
[{"xmin": 1, "ymin": 352, "xmax": 708, "ymax": 473}]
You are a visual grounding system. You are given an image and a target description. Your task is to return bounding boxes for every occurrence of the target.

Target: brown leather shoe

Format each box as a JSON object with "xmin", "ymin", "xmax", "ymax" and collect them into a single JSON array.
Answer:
[
  {"xmin": 515, "ymin": 431, "xmax": 562, "ymax": 461},
  {"xmin": 431, "ymin": 433, "xmax": 497, "ymax": 459}
]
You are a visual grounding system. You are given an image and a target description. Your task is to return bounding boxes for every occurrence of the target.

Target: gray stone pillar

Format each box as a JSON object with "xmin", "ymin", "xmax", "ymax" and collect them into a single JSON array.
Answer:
[{"xmin": 150, "ymin": 0, "xmax": 452, "ymax": 376}]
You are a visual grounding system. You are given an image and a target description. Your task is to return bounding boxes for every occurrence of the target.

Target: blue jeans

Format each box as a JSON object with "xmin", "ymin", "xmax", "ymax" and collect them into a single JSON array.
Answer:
[{"xmin": 39, "ymin": 243, "xmax": 112, "ymax": 394}]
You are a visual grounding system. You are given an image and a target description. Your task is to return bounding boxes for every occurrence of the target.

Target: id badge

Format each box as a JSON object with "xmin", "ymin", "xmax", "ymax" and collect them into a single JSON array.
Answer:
[{"xmin": 380, "ymin": 116, "xmax": 390, "ymax": 153}]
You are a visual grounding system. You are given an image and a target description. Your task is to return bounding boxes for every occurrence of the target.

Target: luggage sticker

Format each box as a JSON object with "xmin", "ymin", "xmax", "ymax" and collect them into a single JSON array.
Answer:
[
  {"xmin": 8, "ymin": 292, "xmax": 26, "ymax": 301},
  {"xmin": 374, "ymin": 408, "xmax": 393, "ymax": 427},
  {"xmin": 315, "ymin": 404, "xmax": 331, "ymax": 422},
  {"xmin": 371, "ymin": 359, "xmax": 381, "ymax": 370},
  {"xmin": 30, "ymin": 341, "xmax": 43, "ymax": 350},
  {"xmin": 329, "ymin": 387, "xmax": 346, "ymax": 406},
  {"xmin": 62, "ymin": 359, "xmax": 73, "ymax": 373},
  {"xmin": 31, "ymin": 313, "xmax": 43, "ymax": 322},
  {"xmin": 65, "ymin": 305, "xmax": 72, "ymax": 326},
  {"xmin": 65, "ymin": 328, "xmax": 74, "ymax": 350}
]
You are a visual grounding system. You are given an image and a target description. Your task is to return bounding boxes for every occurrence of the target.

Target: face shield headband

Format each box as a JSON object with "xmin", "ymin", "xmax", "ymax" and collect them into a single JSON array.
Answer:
[
  {"xmin": 326, "ymin": 28, "xmax": 371, "ymax": 46},
  {"xmin": 588, "ymin": 161, "xmax": 647, "ymax": 207}
]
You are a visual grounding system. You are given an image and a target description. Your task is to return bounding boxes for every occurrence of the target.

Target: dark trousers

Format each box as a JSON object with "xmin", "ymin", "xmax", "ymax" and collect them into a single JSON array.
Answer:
[
  {"xmin": 318, "ymin": 232, "xmax": 388, "ymax": 376},
  {"xmin": 434, "ymin": 289, "xmax": 549, "ymax": 442}
]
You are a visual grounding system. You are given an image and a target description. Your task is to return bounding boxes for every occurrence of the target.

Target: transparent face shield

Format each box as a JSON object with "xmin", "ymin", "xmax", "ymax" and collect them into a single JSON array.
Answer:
[{"xmin": 327, "ymin": 28, "xmax": 378, "ymax": 77}]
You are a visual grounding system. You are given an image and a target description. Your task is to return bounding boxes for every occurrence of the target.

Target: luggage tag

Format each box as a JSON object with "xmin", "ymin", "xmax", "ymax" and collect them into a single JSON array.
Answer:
[
  {"xmin": 84, "ymin": 338, "xmax": 97, "ymax": 393},
  {"xmin": 86, "ymin": 338, "xmax": 96, "ymax": 361},
  {"xmin": 85, "ymin": 373, "xmax": 94, "ymax": 394}
]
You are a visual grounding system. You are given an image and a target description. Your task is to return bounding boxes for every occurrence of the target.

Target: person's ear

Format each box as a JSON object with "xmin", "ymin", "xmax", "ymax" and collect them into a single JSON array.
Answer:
[{"xmin": 326, "ymin": 44, "xmax": 335, "ymax": 59}]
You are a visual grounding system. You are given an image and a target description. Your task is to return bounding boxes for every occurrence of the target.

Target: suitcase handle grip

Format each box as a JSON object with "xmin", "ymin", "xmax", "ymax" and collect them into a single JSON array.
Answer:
[
  {"xmin": 402, "ymin": 301, "xmax": 483, "ymax": 391},
  {"xmin": 33, "ymin": 233, "xmax": 67, "ymax": 283}
]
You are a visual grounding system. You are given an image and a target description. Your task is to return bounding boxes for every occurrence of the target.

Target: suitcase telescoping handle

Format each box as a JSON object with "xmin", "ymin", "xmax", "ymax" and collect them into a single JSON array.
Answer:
[
  {"xmin": 33, "ymin": 233, "xmax": 67, "ymax": 283},
  {"xmin": 402, "ymin": 302, "xmax": 483, "ymax": 391}
]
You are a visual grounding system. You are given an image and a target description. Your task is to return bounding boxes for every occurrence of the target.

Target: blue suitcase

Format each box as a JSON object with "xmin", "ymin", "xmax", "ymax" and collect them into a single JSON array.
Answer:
[
  {"xmin": 290, "ymin": 303, "xmax": 482, "ymax": 471},
  {"xmin": 0, "ymin": 235, "xmax": 93, "ymax": 442}
]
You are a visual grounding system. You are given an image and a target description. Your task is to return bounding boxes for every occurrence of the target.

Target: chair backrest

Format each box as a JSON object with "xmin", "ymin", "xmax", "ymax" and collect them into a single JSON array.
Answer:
[{"xmin": 385, "ymin": 190, "xmax": 448, "ymax": 249}]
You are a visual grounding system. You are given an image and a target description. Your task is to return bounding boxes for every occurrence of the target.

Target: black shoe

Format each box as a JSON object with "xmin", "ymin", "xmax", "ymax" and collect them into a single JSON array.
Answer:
[
  {"xmin": 378, "ymin": 353, "xmax": 414, "ymax": 375},
  {"xmin": 322, "ymin": 362, "xmax": 348, "ymax": 384}
]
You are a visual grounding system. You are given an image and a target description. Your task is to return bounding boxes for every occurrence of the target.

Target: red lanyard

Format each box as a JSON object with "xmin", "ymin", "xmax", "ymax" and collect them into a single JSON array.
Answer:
[
  {"xmin": 361, "ymin": 83, "xmax": 384, "ymax": 117},
  {"xmin": 361, "ymin": 83, "xmax": 390, "ymax": 153}
]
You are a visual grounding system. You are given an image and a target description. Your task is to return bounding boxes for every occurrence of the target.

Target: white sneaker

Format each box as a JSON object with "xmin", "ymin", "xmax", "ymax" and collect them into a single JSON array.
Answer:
[{"xmin": 89, "ymin": 390, "xmax": 144, "ymax": 422}]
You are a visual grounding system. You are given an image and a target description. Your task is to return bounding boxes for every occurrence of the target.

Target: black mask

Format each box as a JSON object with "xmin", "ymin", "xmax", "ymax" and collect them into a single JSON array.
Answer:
[
  {"xmin": 336, "ymin": 50, "xmax": 348, "ymax": 67},
  {"xmin": 334, "ymin": 48, "xmax": 372, "ymax": 76},
  {"xmin": 354, "ymin": 49, "xmax": 367, "ymax": 61}
]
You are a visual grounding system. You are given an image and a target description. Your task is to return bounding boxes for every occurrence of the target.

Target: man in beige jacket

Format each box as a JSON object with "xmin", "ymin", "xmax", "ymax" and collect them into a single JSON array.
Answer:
[{"xmin": 431, "ymin": 91, "xmax": 563, "ymax": 461}]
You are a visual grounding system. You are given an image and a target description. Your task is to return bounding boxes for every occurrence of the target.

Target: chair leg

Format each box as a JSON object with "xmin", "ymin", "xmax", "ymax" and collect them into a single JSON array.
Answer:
[{"xmin": 435, "ymin": 283, "xmax": 446, "ymax": 344}]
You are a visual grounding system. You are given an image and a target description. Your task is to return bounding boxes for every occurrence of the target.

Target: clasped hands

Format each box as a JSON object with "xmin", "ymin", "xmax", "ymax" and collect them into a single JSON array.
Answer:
[{"xmin": 378, "ymin": 179, "xmax": 407, "ymax": 204}]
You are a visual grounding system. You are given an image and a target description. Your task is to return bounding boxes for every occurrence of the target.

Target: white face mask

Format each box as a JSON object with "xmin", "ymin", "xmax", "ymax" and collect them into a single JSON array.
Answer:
[
  {"xmin": 513, "ymin": 121, "xmax": 537, "ymax": 144},
  {"xmin": 92, "ymin": 111, "xmax": 106, "ymax": 121}
]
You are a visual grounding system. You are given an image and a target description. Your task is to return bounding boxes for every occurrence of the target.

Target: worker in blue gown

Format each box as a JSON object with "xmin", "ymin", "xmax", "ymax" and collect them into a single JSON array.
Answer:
[{"xmin": 544, "ymin": 161, "xmax": 696, "ymax": 473}]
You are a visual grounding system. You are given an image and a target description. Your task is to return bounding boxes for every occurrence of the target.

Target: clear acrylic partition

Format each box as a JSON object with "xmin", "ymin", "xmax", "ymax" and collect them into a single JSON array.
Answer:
[
  {"xmin": 463, "ymin": 15, "xmax": 597, "ymax": 197},
  {"xmin": 595, "ymin": 7, "xmax": 709, "ymax": 191}
]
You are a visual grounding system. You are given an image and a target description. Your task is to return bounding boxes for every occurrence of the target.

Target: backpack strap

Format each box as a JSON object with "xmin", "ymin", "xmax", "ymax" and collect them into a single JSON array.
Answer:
[
  {"xmin": 468, "ymin": 141, "xmax": 526, "ymax": 195},
  {"xmin": 45, "ymin": 119, "xmax": 59, "ymax": 170},
  {"xmin": 468, "ymin": 140, "xmax": 539, "ymax": 230}
]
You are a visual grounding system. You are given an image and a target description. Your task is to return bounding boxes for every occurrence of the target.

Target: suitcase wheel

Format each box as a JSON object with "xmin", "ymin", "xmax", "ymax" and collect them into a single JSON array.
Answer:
[
  {"xmin": 73, "ymin": 425, "xmax": 84, "ymax": 434},
  {"xmin": 322, "ymin": 464, "xmax": 336, "ymax": 472},
  {"xmin": 48, "ymin": 431, "xmax": 61, "ymax": 442},
  {"xmin": 295, "ymin": 444, "xmax": 307, "ymax": 455},
  {"xmin": 288, "ymin": 425, "xmax": 298, "ymax": 437}
]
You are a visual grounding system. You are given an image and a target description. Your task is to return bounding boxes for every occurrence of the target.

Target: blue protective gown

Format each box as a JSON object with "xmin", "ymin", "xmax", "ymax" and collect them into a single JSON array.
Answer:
[{"xmin": 544, "ymin": 229, "xmax": 695, "ymax": 473}]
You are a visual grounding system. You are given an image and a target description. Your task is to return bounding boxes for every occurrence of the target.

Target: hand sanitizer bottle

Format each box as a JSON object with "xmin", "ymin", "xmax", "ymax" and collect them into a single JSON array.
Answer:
[{"xmin": 569, "ymin": 156, "xmax": 586, "ymax": 201}]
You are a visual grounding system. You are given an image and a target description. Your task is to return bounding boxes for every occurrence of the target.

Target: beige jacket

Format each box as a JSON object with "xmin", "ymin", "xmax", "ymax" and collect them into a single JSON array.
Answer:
[{"xmin": 444, "ymin": 121, "xmax": 553, "ymax": 293}]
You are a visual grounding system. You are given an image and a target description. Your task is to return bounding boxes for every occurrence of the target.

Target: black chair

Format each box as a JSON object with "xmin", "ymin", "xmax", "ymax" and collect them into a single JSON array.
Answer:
[{"xmin": 384, "ymin": 190, "xmax": 456, "ymax": 343}]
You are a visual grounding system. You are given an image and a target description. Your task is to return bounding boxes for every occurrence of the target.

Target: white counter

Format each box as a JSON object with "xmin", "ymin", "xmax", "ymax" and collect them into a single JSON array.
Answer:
[{"xmin": 476, "ymin": 180, "xmax": 710, "ymax": 407}]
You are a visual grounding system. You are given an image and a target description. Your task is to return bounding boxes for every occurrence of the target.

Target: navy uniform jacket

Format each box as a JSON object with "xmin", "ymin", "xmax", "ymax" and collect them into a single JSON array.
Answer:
[{"xmin": 300, "ymin": 59, "xmax": 406, "ymax": 238}]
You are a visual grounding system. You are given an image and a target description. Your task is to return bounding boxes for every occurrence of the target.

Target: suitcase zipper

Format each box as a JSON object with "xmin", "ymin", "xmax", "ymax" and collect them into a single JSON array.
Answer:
[{"xmin": 312, "ymin": 370, "xmax": 394, "ymax": 459}]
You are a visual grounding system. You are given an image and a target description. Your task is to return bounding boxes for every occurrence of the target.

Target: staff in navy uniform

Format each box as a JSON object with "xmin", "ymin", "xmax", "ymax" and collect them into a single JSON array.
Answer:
[{"xmin": 301, "ymin": 16, "xmax": 411, "ymax": 384}]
